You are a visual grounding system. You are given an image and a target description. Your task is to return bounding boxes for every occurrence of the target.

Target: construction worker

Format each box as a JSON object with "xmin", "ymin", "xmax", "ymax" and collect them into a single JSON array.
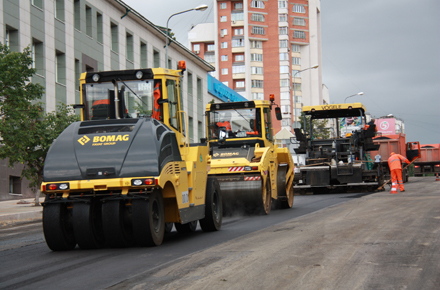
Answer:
[
  {"xmin": 388, "ymin": 152, "xmax": 410, "ymax": 193},
  {"xmin": 217, "ymin": 111, "xmax": 232, "ymax": 131}
]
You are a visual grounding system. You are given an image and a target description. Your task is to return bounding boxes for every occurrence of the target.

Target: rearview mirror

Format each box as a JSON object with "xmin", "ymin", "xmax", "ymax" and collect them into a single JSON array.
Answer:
[{"xmin": 275, "ymin": 107, "xmax": 282, "ymax": 120}]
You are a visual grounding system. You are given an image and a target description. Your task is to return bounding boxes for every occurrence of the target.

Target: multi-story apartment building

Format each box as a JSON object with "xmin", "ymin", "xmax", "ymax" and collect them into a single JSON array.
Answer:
[
  {"xmin": 0, "ymin": 0, "xmax": 219, "ymax": 199},
  {"xmin": 189, "ymin": 0, "xmax": 328, "ymax": 134}
]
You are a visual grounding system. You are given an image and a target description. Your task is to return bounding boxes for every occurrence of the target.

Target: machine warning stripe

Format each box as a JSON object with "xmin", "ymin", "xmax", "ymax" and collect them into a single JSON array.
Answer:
[
  {"xmin": 229, "ymin": 167, "xmax": 244, "ymax": 172},
  {"xmin": 244, "ymin": 176, "xmax": 261, "ymax": 181}
]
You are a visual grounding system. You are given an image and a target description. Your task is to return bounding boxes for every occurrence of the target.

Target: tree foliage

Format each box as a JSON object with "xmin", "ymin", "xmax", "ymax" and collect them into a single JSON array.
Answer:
[
  {"xmin": 299, "ymin": 112, "xmax": 331, "ymax": 139},
  {"xmin": 0, "ymin": 44, "xmax": 79, "ymax": 203}
]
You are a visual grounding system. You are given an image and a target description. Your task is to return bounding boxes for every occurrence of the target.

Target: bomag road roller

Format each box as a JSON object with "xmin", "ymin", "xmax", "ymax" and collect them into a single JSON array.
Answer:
[
  {"xmin": 41, "ymin": 63, "xmax": 222, "ymax": 251},
  {"xmin": 293, "ymin": 103, "xmax": 382, "ymax": 194},
  {"xmin": 205, "ymin": 95, "xmax": 295, "ymax": 215}
]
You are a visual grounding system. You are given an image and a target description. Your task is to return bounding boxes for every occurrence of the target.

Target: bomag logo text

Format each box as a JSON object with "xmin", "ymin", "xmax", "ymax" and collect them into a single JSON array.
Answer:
[
  {"xmin": 91, "ymin": 134, "xmax": 129, "ymax": 146},
  {"xmin": 77, "ymin": 135, "xmax": 91, "ymax": 145}
]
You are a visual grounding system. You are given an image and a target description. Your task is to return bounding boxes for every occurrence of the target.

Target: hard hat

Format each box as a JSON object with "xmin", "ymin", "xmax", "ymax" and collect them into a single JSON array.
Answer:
[{"xmin": 390, "ymin": 152, "xmax": 395, "ymax": 156}]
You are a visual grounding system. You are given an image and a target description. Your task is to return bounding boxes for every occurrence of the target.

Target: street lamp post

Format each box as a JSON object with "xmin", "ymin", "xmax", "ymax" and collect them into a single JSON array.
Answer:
[
  {"xmin": 344, "ymin": 92, "xmax": 364, "ymax": 103},
  {"xmin": 165, "ymin": 5, "xmax": 208, "ymax": 68},
  {"xmin": 292, "ymin": 64, "xmax": 319, "ymax": 128}
]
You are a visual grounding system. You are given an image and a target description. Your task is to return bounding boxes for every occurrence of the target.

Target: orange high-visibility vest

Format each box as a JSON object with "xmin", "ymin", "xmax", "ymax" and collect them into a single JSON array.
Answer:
[
  {"xmin": 217, "ymin": 121, "xmax": 231, "ymax": 131},
  {"xmin": 388, "ymin": 154, "xmax": 409, "ymax": 171},
  {"xmin": 152, "ymin": 83, "xmax": 161, "ymax": 120}
]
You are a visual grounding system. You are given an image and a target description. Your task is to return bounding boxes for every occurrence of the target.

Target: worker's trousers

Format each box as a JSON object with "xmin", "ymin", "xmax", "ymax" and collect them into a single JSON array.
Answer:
[{"xmin": 391, "ymin": 169, "xmax": 404, "ymax": 192}]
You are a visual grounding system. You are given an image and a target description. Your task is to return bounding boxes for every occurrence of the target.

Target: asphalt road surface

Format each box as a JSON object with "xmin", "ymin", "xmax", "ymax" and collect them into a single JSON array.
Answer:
[{"xmin": 1, "ymin": 178, "xmax": 438, "ymax": 290}]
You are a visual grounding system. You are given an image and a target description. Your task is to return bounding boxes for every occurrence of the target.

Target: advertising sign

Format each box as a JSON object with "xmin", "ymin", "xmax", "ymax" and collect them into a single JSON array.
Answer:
[
  {"xmin": 339, "ymin": 117, "xmax": 362, "ymax": 137},
  {"xmin": 376, "ymin": 118, "xmax": 395, "ymax": 135}
]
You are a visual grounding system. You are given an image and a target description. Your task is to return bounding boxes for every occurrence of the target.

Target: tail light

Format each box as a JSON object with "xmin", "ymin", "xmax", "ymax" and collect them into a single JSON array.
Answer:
[
  {"xmin": 414, "ymin": 165, "xmax": 420, "ymax": 168},
  {"xmin": 435, "ymin": 165, "xmax": 440, "ymax": 168}
]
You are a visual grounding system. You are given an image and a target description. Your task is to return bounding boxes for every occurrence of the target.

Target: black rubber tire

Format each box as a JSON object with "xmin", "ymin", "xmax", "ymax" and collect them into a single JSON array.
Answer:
[
  {"xmin": 72, "ymin": 200, "xmax": 105, "ymax": 249},
  {"xmin": 260, "ymin": 177, "xmax": 272, "ymax": 215},
  {"xmin": 102, "ymin": 199, "xmax": 133, "ymax": 248},
  {"xmin": 43, "ymin": 203, "xmax": 76, "ymax": 251},
  {"xmin": 273, "ymin": 166, "xmax": 294, "ymax": 209},
  {"xmin": 280, "ymin": 186, "xmax": 294, "ymax": 209},
  {"xmin": 132, "ymin": 190, "xmax": 165, "ymax": 247},
  {"xmin": 174, "ymin": 220, "xmax": 198, "ymax": 233},
  {"xmin": 200, "ymin": 177, "xmax": 222, "ymax": 232}
]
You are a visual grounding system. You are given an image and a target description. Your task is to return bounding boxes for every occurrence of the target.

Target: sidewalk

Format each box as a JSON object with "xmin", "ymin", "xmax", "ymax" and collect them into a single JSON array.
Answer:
[{"xmin": 0, "ymin": 198, "xmax": 44, "ymax": 228}]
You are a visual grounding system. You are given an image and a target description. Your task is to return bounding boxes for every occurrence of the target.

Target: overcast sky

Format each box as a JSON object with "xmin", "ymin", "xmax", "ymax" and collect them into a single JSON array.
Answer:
[{"xmin": 124, "ymin": 0, "xmax": 440, "ymax": 144}]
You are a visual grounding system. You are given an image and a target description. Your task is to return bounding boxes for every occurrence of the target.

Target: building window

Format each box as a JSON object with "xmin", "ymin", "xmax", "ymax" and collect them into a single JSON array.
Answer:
[
  {"xmin": 153, "ymin": 50, "xmax": 160, "ymax": 67},
  {"xmin": 279, "ymin": 27, "xmax": 288, "ymax": 35},
  {"xmin": 221, "ymin": 42, "xmax": 228, "ymax": 49},
  {"xmin": 251, "ymin": 26, "xmax": 265, "ymax": 35},
  {"xmin": 282, "ymin": 118, "xmax": 291, "ymax": 127},
  {"xmin": 291, "ymin": 44, "xmax": 300, "ymax": 52},
  {"xmin": 293, "ymin": 4, "xmax": 306, "ymax": 13},
  {"xmin": 221, "ymin": 68, "xmax": 228, "ymax": 75},
  {"xmin": 31, "ymin": 0, "xmax": 43, "ymax": 9},
  {"xmin": 293, "ymin": 82, "xmax": 301, "ymax": 91},
  {"xmin": 232, "ymin": 38, "xmax": 244, "ymax": 47},
  {"xmin": 126, "ymin": 32, "xmax": 133, "ymax": 61},
  {"xmin": 234, "ymin": 2, "xmax": 243, "ymax": 9},
  {"xmin": 111, "ymin": 22, "xmax": 119, "ymax": 52},
  {"xmin": 75, "ymin": 59, "xmax": 80, "ymax": 90},
  {"xmin": 251, "ymin": 53, "xmax": 263, "ymax": 62},
  {"xmin": 9, "ymin": 176, "xmax": 21, "ymax": 195},
  {"xmin": 279, "ymin": 40, "xmax": 288, "ymax": 48},
  {"xmin": 55, "ymin": 0, "xmax": 65, "ymax": 21},
  {"xmin": 236, "ymin": 81, "xmax": 245, "ymax": 88},
  {"xmin": 235, "ymin": 54, "xmax": 244, "ymax": 61},
  {"xmin": 86, "ymin": 5, "xmax": 92, "ymax": 37},
  {"xmin": 207, "ymin": 44, "xmax": 215, "ymax": 51},
  {"xmin": 293, "ymin": 18, "xmax": 306, "ymax": 26},
  {"xmin": 32, "ymin": 39, "xmax": 44, "ymax": 75},
  {"xmin": 233, "ymin": 65, "xmax": 245, "ymax": 73},
  {"xmin": 74, "ymin": 0, "xmax": 81, "ymax": 30},
  {"xmin": 280, "ymin": 79, "xmax": 289, "ymax": 87},
  {"xmin": 292, "ymin": 70, "xmax": 301, "ymax": 78},
  {"xmin": 221, "ymin": 29, "xmax": 228, "ymax": 36},
  {"xmin": 251, "ymin": 40, "xmax": 263, "ymax": 48},
  {"xmin": 220, "ymin": 2, "xmax": 227, "ymax": 9},
  {"xmin": 231, "ymin": 12, "xmax": 244, "ymax": 21},
  {"xmin": 222, "ymin": 81, "xmax": 229, "ymax": 86},
  {"xmin": 280, "ymin": 66, "xmax": 289, "ymax": 74},
  {"xmin": 252, "ymin": 92, "xmax": 264, "ymax": 100},
  {"xmin": 294, "ymin": 95, "xmax": 302, "ymax": 103},
  {"xmin": 279, "ymin": 53, "xmax": 288, "ymax": 61},
  {"xmin": 55, "ymin": 50, "xmax": 66, "ymax": 84},
  {"xmin": 251, "ymin": 67, "xmax": 263, "ymax": 75},
  {"xmin": 250, "ymin": 1, "xmax": 265, "ymax": 9},
  {"xmin": 221, "ymin": 55, "xmax": 228, "ymax": 61},
  {"xmin": 205, "ymin": 54, "xmax": 215, "ymax": 62},
  {"xmin": 281, "ymin": 92, "xmax": 290, "ymax": 100},
  {"xmin": 5, "ymin": 26, "xmax": 19, "ymax": 52},
  {"xmin": 281, "ymin": 105, "xmax": 291, "ymax": 114},
  {"xmin": 251, "ymin": 80, "xmax": 264, "ymax": 88},
  {"xmin": 279, "ymin": 14, "xmax": 287, "ymax": 22},
  {"xmin": 293, "ymin": 31, "xmax": 306, "ymax": 39},
  {"xmin": 292, "ymin": 57, "xmax": 301, "ymax": 65},
  {"xmin": 97, "ymin": 12, "xmax": 103, "ymax": 43},
  {"xmin": 251, "ymin": 13, "xmax": 265, "ymax": 22},
  {"xmin": 220, "ymin": 16, "xmax": 227, "ymax": 22},
  {"xmin": 234, "ymin": 28, "xmax": 244, "ymax": 35},
  {"xmin": 140, "ymin": 41, "xmax": 147, "ymax": 68},
  {"xmin": 278, "ymin": 1, "xmax": 287, "ymax": 8}
]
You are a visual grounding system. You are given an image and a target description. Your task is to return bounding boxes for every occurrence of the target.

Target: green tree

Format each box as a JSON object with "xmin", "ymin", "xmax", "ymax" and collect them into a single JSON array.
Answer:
[
  {"xmin": 0, "ymin": 44, "xmax": 79, "ymax": 205},
  {"xmin": 299, "ymin": 112, "xmax": 331, "ymax": 139}
]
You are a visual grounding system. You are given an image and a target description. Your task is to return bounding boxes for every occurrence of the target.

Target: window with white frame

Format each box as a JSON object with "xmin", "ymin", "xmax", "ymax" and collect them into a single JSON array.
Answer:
[
  {"xmin": 280, "ymin": 79, "xmax": 289, "ymax": 87},
  {"xmin": 236, "ymin": 81, "xmax": 245, "ymax": 88},
  {"xmin": 220, "ymin": 2, "xmax": 227, "ymax": 9},
  {"xmin": 293, "ymin": 4, "xmax": 306, "ymax": 13},
  {"xmin": 293, "ymin": 31, "xmax": 306, "ymax": 39},
  {"xmin": 280, "ymin": 66, "xmax": 289, "ymax": 74},
  {"xmin": 293, "ymin": 95, "xmax": 302, "ymax": 103},
  {"xmin": 251, "ymin": 40, "xmax": 263, "ymax": 48},
  {"xmin": 292, "ymin": 82, "xmax": 301, "ymax": 91},
  {"xmin": 251, "ymin": 26, "xmax": 265, "ymax": 35},
  {"xmin": 207, "ymin": 44, "xmax": 215, "ymax": 51},
  {"xmin": 291, "ymin": 44, "xmax": 300, "ymax": 52},
  {"xmin": 234, "ymin": 2, "xmax": 243, "ymax": 9},
  {"xmin": 293, "ymin": 18, "xmax": 306, "ymax": 26},
  {"xmin": 280, "ymin": 92, "xmax": 290, "ymax": 100},
  {"xmin": 251, "ymin": 53, "xmax": 263, "ymax": 61},
  {"xmin": 204, "ymin": 54, "xmax": 215, "ymax": 63},
  {"xmin": 221, "ymin": 29, "xmax": 228, "ymax": 36},
  {"xmin": 282, "ymin": 118, "xmax": 291, "ymax": 127},
  {"xmin": 193, "ymin": 44, "xmax": 200, "ymax": 51},
  {"xmin": 281, "ymin": 105, "xmax": 291, "ymax": 114},
  {"xmin": 251, "ymin": 13, "xmax": 265, "ymax": 22},
  {"xmin": 222, "ymin": 81, "xmax": 229, "ymax": 86},
  {"xmin": 221, "ymin": 55, "xmax": 228, "ymax": 61},
  {"xmin": 252, "ymin": 92, "xmax": 264, "ymax": 100},
  {"xmin": 231, "ymin": 12, "xmax": 244, "ymax": 21},
  {"xmin": 235, "ymin": 54, "xmax": 244, "ymax": 61},
  {"xmin": 278, "ymin": 1, "xmax": 287, "ymax": 8},
  {"xmin": 279, "ymin": 27, "xmax": 288, "ymax": 35},
  {"xmin": 221, "ymin": 68, "xmax": 228, "ymax": 75},
  {"xmin": 251, "ymin": 67, "xmax": 263, "ymax": 74},
  {"xmin": 220, "ymin": 16, "xmax": 227, "ymax": 22},
  {"xmin": 232, "ymin": 38, "xmax": 244, "ymax": 47},
  {"xmin": 292, "ymin": 57, "xmax": 301, "ymax": 65},
  {"xmin": 221, "ymin": 42, "xmax": 228, "ymax": 48},
  {"xmin": 279, "ymin": 39, "xmax": 288, "ymax": 48},
  {"xmin": 292, "ymin": 70, "xmax": 301, "ymax": 78},
  {"xmin": 251, "ymin": 80, "xmax": 264, "ymax": 88},
  {"xmin": 279, "ymin": 14, "xmax": 287, "ymax": 22},
  {"xmin": 235, "ymin": 28, "xmax": 244, "ymax": 35},
  {"xmin": 250, "ymin": 1, "xmax": 265, "ymax": 9},
  {"xmin": 233, "ymin": 65, "xmax": 246, "ymax": 73},
  {"xmin": 279, "ymin": 53, "xmax": 289, "ymax": 61}
]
